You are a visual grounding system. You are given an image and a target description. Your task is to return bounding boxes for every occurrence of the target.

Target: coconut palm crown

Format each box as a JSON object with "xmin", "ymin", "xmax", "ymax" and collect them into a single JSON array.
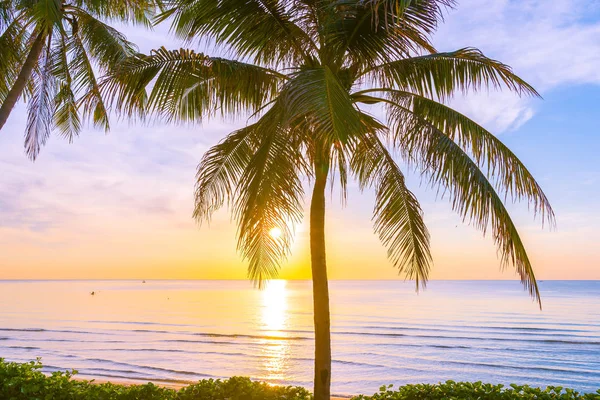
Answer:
[
  {"xmin": 0, "ymin": 0, "xmax": 161, "ymax": 159},
  {"xmin": 104, "ymin": 0, "xmax": 555, "ymax": 398}
]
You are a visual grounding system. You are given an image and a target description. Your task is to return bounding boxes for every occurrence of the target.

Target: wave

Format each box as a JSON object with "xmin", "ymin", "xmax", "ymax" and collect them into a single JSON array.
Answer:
[
  {"xmin": 87, "ymin": 320, "xmax": 192, "ymax": 328},
  {"xmin": 265, "ymin": 327, "xmax": 600, "ymax": 343},
  {"xmin": 78, "ymin": 357, "xmax": 213, "ymax": 378},
  {"xmin": 161, "ymin": 338, "xmax": 297, "ymax": 347},
  {"xmin": 163, "ymin": 339, "xmax": 240, "ymax": 345},
  {"xmin": 193, "ymin": 332, "xmax": 309, "ymax": 341},
  {"xmin": 0, "ymin": 328, "xmax": 45, "ymax": 332},
  {"xmin": 333, "ymin": 359, "xmax": 388, "ymax": 368},
  {"xmin": 4, "ymin": 326, "xmax": 597, "ymax": 347},
  {"xmin": 362, "ymin": 325, "xmax": 590, "ymax": 334},
  {"xmin": 19, "ymin": 338, "xmax": 128, "ymax": 344},
  {"xmin": 26, "ymin": 357, "xmax": 204, "ymax": 378},
  {"xmin": 130, "ymin": 329, "xmax": 310, "ymax": 341},
  {"xmin": 333, "ymin": 331, "xmax": 600, "ymax": 345},
  {"xmin": 0, "ymin": 328, "xmax": 112, "ymax": 336},
  {"xmin": 99, "ymin": 348, "xmax": 188, "ymax": 353},
  {"xmin": 440, "ymin": 360, "xmax": 600, "ymax": 376},
  {"xmin": 40, "ymin": 365, "xmax": 199, "ymax": 385}
]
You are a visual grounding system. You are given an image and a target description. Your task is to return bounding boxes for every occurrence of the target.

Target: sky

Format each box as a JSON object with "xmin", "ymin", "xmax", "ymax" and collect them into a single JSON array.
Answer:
[{"xmin": 0, "ymin": 0, "xmax": 599, "ymax": 281}]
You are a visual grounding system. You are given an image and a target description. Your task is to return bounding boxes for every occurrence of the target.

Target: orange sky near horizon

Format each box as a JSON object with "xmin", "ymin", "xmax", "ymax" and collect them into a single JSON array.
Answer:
[{"xmin": 1, "ymin": 188, "xmax": 598, "ymax": 281}]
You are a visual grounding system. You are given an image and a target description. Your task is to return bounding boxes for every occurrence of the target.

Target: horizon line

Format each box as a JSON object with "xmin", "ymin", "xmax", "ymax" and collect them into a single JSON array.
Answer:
[{"xmin": 1, "ymin": 278, "xmax": 598, "ymax": 282}]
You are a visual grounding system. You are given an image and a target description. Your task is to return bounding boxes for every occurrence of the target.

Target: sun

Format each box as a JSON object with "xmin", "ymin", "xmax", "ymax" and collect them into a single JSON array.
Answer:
[{"xmin": 269, "ymin": 227, "xmax": 282, "ymax": 239}]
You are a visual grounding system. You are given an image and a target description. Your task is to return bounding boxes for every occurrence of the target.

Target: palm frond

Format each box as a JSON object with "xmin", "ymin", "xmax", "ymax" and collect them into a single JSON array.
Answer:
[
  {"xmin": 330, "ymin": 140, "xmax": 349, "ymax": 204},
  {"xmin": 194, "ymin": 125, "xmax": 256, "ymax": 223},
  {"xmin": 366, "ymin": 0, "xmax": 453, "ymax": 33},
  {"xmin": 69, "ymin": 29, "xmax": 110, "ymax": 131},
  {"xmin": 362, "ymin": 48, "xmax": 540, "ymax": 100},
  {"xmin": 52, "ymin": 32, "xmax": 80, "ymax": 141},
  {"xmin": 0, "ymin": 1, "xmax": 14, "ymax": 31},
  {"xmin": 281, "ymin": 66, "xmax": 363, "ymax": 144},
  {"xmin": 351, "ymin": 123, "xmax": 431, "ymax": 288},
  {"xmin": 74, "ymin": 0, "xmax": 160, "ymax": 26},
  {"xmin": 102, "ymin": 47, "xmax": 284, "ymax": 121},
  {"xmin": 25, "ymin": 34, "xmax": 56, "ymax": 160},
  {"xmin": 159, "ymin": 0, "xmax": 315, "ymax": 66},
  {"xmin": 356, "ymin": 88, "xmax": 554, "ymax": 225},
  {"xmin": 233, "ymin": 111, "xmax": 305, "ymax": 286},
  {"xmin": 321, "ymin": 0, "xmax": 437, "ymax": 70},
  {"xmin": 387, "ymin": 101, "xmax": 542, "ymax": 305},
  {"xmin": 31, "ymin": 0, "xmax": 63, "ymax": 31},
  {"xmin": 0, "ymin": 18, "xmax": 29, "ymax": 103},
  {"xmin": 73, "ymin": 8, "xmax": 137, "ymax": 70},
  {"xmin": 194, "ymin": 107, "xmax": 307, "ymax": 286}
]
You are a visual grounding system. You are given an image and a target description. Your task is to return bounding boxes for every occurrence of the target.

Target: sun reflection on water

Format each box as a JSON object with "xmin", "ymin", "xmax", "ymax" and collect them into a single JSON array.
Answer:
[{"xmin": 260, "ymin": 280, "xmax": 290, "ymax": 382}]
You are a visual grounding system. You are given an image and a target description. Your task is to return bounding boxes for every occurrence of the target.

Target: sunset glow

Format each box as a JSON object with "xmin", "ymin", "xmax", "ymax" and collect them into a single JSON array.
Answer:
[{"xmin": 269, "ymin": 227, "xmax": 283, "ymax": 240}]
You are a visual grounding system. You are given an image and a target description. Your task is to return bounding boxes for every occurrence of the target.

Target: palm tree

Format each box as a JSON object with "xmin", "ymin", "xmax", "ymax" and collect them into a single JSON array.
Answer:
[
  {"xmin": 104, "ymin": 0, "xmax": 554, "ymax": 398},
  {"xmin": 0, "ymin": 0, "xmax": 160, "ymax": 160}
]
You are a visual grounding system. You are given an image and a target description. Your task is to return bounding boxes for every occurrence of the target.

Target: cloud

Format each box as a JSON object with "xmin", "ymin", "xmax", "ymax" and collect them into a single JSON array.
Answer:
[
  {"xmin": 447, "ymin": 91, "xmax": 537, "ymax": 132},
  {"xmin": 0, "ymin": 99, "xmax": 243, "ymax": 236},
  {"xmin": 432, "ymin": 0, "xmax": 600, "ymax": 132}
]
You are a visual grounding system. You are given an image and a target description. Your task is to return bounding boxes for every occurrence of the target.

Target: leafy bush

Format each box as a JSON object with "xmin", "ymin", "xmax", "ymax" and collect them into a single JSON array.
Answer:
[
  {"xmin": 0, "ymin": 358, "xmax": 312, "ymax": 400},
  {"xmin": 352, "ymin": 381, "xmax": 600, "ymax": 400},
  {"xmin": 2, "ymin": 359, "xmax": 599, "ymax": 400}
]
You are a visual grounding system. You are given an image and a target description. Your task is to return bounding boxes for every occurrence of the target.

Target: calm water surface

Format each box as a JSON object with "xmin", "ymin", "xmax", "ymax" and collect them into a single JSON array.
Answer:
[{"xmin": 0, "ymin": 280, "xmax": 599, "ymax": 396}]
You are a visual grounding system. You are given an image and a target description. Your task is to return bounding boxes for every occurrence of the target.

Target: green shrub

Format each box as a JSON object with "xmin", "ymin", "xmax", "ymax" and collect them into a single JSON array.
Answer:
[
  {"xmin": 2, "ymin": 359, "xmax": 599, "ymax": 400},
  {"xmin": 352, "ymin": 381, "xmax": 600, "ymax": 400},
  {"xmin": 0, "ymin": 358, "xmax": 311, "ymax": 400}
]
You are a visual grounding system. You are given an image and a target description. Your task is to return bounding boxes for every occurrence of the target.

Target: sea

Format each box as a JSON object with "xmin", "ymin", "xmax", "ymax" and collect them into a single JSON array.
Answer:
[{"xmin": 0, "ymin": 280, "xmax": 598, "ymax": 396}]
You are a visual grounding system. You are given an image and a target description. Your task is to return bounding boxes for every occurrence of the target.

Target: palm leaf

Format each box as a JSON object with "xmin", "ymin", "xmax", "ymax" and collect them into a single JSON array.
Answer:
[
  {"xmin": 366, "ymin": 0, "xmax": 453, "ymax": 33},
  {"xmin": 69, "ymin": 28, "xmax": 110, "ymax": 131},
  {"xmin": 0, "ymin": 18, "xmax": 29, "ymax": 103},
  {"xmin": 321, "ymin": 0, "xmax": 437, "ymax": 69},
  {"xmin": 195, "ymin": 107, "xmax": 307, "ymax": 286},
  {"xmin": 280, "ymin": 66, "xmax": 363, "ymax": 144},
  {"xmin": 102, "ymin": 47, "xmax": 284, "ymax": 121},
  {"xmin": 74, "ymin": 0, "xmax": 160, "ymax": 26},
  {"xmin": 31, "ymin": 0, "xmax": 63, "ymax": 31},
  {"xmin": 52, "ymin": 31, "xmax": 80, "ymax": 141},
  {"xmin": 233, "ymin": 112, "xmax": 305, "ymax": 286},
  {"xmin": 194, "ymin": 124, "xmax": 256, "ymax": 222},
  {"xmin": 387, "ymin": 101, "xmax": 542, "ymax": 305},
  {"xmin": 362, "ymin": 48, "xmax": 540, "ymax": 100},
  {"xmin": 351, "ymin": 123, "xmax": 431, "ymax": 288},
  {"xmin": 25, "ymin": 34, "xmax": 56, "ymax": 160},
  {"xmin": 73, "ymin": 8, "xmax": 137, "ymax": 70},
  {"xmin": 356, "ymin": 88, "xmax": 554, "ymax": 225},
  {"xmin": 159, "ymin": 0, "xmax": 315, "ymax": 65},
  {"xmin": 0, "ymin": 1, "xmax": 14, "ymax": 30}
]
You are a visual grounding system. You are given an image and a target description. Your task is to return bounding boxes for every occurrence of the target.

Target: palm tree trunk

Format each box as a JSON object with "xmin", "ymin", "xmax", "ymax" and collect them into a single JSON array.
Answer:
[
  {"xmin": 0, "ymin": 31, "xmax": 46, "ymax": 131},
  {"xmin": 310, "ymin": 152, "xmax": 331, "ymax": 400}
]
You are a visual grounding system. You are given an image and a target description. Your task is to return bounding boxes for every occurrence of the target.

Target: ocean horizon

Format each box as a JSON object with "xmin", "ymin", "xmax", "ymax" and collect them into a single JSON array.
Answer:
[{"xmin": 1, "ymin": 279, "xmax": 599, "ymax": 396}]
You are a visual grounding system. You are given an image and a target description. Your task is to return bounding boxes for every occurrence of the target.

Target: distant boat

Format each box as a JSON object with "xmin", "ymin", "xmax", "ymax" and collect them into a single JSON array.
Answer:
[
  {"xmin": 142, "ymin": 280, "xmax": 146, "ymax": 283},
  {"xmin": 90, "ymin": 291, "xmax": 95, "ymax": 295}
]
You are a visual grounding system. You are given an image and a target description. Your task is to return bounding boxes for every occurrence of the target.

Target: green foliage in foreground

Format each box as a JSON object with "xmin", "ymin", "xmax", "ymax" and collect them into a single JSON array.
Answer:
[
  {"xmin": 354, "ymin": 382, "xmax": 600, "ymax": 400},
  {"xmin": 0, "ymin": 359, "xmax": 311, "ymax": 400},
  {"xmin": 1, "ymin": 359, "xmax": 599, "ymax": 400}
]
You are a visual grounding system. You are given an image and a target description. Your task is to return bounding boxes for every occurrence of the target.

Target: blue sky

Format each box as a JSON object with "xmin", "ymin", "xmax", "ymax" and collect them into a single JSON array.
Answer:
[{"xmin": 0, "ymin": 0, "xmax": 599, "ymax": 280}]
